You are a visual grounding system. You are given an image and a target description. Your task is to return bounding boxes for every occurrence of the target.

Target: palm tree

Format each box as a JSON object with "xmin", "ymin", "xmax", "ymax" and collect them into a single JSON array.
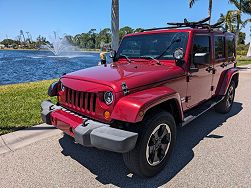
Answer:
[
  {"xmin": 229, "ymin": 0, "xmax": 251, "ymax": 14},
  {"xmin": 111, "ymin": 0, "xmax": 119, "ymax": 50},
  {"xmin": 20, "ymin": 30, "xmax": 25, "ymax": 43},
  {"xmin": 189, "ymin": 0, "xmax": 213, "ymax": 24},
  {"xmin": 228, "ymin": 0, "xmax": 251, "ymax": 46}
]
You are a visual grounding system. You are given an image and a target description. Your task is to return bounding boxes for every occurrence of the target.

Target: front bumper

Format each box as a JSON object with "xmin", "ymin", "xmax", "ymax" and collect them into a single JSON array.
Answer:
[{"xmin": 41, "ymin": 100, "xmax": 138, "ymax": 153}]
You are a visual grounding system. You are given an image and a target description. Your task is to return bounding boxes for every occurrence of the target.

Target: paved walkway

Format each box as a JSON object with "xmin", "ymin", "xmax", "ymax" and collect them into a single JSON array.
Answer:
[{"xmin": 0, "ymin": 66, "xmax": 250, "ymax": 187}]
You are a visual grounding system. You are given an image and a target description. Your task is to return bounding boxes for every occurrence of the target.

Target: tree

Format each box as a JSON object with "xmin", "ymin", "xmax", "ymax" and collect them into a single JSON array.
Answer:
[
  {"xmin": 88, "ymin": 29, "xmax": 97, "ymax": 49},
  {"xmin": 20, "ymin": 30, "xmax": 25, "ymax": 43},
  {"xmin": 229, "ymin": 0, "xmax": 251, "ymax": 14},
  {"xmin": 119, "ymin": 26, "xmax": 134, "ymax": 40},
  {"xmin": 98, "ymin": 28, "xmax": 111, "ymax": 44},
  {"xmin": 134, "ymin": 28, "xmax": 144, "ymax": 33},
  {"xmin": 238, "ymin": 32, "xmax": 246, "ymax": 45},
  {"xmin": 227, "ymin": 0, "xmax": 251, "ymax": 46},
  {"xmin": 1, "ymin": 39, "xmax": 16, "ymax": 46},
  {"xmin": 189, "ymin": 0, "xmax": 213, "ymax": 24},
  {"xmin": 218, "ymin": 12, "xmax": 236, "ymax": 32}
]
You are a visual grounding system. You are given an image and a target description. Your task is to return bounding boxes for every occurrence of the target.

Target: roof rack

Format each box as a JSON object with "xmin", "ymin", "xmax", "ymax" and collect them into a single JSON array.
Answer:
[{"xmin": 142, "ymin": 17, "xmax": 224, "ymax": 32}]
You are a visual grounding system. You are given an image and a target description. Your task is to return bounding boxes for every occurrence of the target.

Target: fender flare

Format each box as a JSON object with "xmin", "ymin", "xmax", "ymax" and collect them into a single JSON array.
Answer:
[
  {"xmin": 111, "ymin": 86, "xmax": 183, "ymax": 123},
  {"xmin": 216, "ymin": 67, "xmax": 239, "ymax": 96}
]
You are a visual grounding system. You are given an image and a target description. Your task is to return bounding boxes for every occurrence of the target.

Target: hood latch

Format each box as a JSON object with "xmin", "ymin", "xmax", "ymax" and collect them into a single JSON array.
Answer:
[{"xmin": 121, "ymin": 82, "xmax": 129, "ymax": 96}]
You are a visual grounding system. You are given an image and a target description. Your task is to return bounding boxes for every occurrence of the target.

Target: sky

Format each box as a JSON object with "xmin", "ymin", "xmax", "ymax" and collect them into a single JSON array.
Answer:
[{"xmin": 0, "ymin": 0, "xmax": 250, "ymax": 43}]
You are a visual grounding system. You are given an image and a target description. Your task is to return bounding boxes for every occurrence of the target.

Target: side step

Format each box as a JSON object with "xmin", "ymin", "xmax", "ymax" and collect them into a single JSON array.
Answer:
[{"xmin": 182, "ymin": 97, "xmax": 224, "ymax": 126}]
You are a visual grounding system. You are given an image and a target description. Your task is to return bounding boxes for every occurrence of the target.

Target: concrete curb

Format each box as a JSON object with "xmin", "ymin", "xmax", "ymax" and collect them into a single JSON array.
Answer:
[{"xmin": 0, "ymin": 124, "xmax": 61, "ymax": 155}]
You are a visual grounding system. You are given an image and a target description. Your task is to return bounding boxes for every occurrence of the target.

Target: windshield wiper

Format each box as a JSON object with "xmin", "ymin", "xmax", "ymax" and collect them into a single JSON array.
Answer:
[
  {"xmin": 140, "ymin": 55, "xmax": 161, "ymax": 65},
  {"xmin": 156, "ymin": 38, "xmax": 181, "ymax": 60},
  {"xmin": 118, "ymin": 54, "xmax": 132, "ymax": 63}
]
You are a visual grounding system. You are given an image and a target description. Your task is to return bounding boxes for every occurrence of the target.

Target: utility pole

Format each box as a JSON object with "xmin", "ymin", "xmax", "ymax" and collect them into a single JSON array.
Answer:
[{"xmin": 111, "ymin": 0, "xmax": 119, "ymax": 51}]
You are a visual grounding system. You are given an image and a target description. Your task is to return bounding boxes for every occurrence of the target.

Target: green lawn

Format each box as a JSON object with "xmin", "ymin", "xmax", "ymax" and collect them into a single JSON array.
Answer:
[
  {"xmin": 0, "ymin": 79, "xmax": 57, "ymax": 135},
  {"xmin": 237, "ymin": 56, "xmax": 251, "ymax": 66}
]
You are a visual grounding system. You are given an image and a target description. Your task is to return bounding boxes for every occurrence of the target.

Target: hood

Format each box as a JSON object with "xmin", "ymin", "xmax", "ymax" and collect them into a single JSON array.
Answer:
[{"xmin": 63, "ymin": 60, "xmax": 185, "ymax": 92}]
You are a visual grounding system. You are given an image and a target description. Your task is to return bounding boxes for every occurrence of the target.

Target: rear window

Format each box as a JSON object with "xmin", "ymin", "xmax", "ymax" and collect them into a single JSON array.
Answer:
[
  {"xmin": 227, "ymin": 36, "xmax": 235, "ymax": 57},
  {"xmin": 214, "ymin": 36, "xmax": 225, "ymax": 59}
]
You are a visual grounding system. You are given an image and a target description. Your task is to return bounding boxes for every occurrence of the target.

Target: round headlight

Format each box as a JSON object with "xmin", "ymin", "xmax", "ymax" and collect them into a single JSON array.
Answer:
[
  {"xmin": 173, "ymin": 48, "xmax": 184, "ymax": 60},
  {"xmin": 104, "ymin": 91, "xmax": 114, "ymax": 105}
]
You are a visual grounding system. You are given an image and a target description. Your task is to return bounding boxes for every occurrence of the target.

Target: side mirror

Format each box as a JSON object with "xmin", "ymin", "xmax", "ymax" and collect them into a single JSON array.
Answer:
[
  {"xmin": 109, "ymin": 50, "xmax": 117, "ymax": 59},
  {"xmin": 193, "ymin": 53, "xmax": 210, "ymax": 65}
]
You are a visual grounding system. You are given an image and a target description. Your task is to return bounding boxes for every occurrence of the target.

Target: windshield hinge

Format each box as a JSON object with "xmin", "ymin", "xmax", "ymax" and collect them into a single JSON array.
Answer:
[{"xmin": 121, "ymin": 82, "xmax": 129, "ymax": 96}]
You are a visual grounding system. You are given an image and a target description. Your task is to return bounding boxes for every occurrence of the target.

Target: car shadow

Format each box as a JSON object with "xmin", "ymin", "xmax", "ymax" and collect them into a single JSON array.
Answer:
[{"xmin": 59, "ymin": 102, "xmax": 243, "ymax": 188}]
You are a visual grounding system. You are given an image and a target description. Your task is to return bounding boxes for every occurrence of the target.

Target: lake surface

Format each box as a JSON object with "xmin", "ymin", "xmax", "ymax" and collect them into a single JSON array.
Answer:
[{"xmin": 0, "ymin": 50, "xmax": 102, "ymax": 85}]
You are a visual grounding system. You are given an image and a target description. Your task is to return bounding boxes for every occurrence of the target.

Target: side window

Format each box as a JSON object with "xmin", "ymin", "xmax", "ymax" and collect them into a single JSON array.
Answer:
[
  {"xmin": 214, "ymin": 36, "xmax": 225, "ymax": 59},
  {"xmin": 192, "ymin": 35, "xmax": 211, "ymax": 65},
  {"xmin": 227, "ymin": 37, "xmax": 235, "ymax": 57}
]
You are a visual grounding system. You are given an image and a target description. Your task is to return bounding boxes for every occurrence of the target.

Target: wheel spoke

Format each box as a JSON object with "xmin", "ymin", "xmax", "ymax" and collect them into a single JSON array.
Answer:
[
  {"xmin": 153, "ymin": 149, "xmax": 159, "ymax": 163},
  {"xmin": 148, "ymin": 135, "xmax": 155, "ymax": 147},
  {"xmin": 148, "ymin": 150, "xmax": 155, "ymax": 164},
  {"xmin": 161, "ymin": 133, "xmax": 170, "ymax": 144},
  {"xmin": 157, "ymin": 148, "xmax": 165, "ymax": 161},
  {"xmin": 157, "ymin": 125, "xmax": 165, "ymax": 137}
]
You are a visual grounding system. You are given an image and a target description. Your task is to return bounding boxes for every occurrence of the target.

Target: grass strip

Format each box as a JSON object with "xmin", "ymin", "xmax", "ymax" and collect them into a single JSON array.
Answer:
[{"xmin": 0, "ymin": 79, "xmax": 57, "ymax": 135}]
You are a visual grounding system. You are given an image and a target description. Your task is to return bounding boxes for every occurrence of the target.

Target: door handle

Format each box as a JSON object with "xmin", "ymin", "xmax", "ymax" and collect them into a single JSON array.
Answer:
[
  {"xmin": 206, "ymin": 66, "xmax": 213, "ymax": 72},
  {"xmin": 206, "ymin": 66, "xmax": 216, "ymax": 74},
  {"xmin": 220, "ymin": 62, "xmax": 227, "ymax": 68}
]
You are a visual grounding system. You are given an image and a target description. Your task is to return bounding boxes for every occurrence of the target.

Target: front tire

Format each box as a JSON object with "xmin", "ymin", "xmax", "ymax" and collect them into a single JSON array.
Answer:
[
  {"xmin": 215, "ymin": 81, "xmax": 236, "ymax": 114},
  {"xmin": 123, "ymin": 111, "xmax": 176, "ymax": 177}
]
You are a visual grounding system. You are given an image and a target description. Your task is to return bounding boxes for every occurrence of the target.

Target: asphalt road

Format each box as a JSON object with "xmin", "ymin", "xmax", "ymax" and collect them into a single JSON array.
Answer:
[{"xmin": 1, "ymin": 67, "xmax": 251, "ymax": 188}]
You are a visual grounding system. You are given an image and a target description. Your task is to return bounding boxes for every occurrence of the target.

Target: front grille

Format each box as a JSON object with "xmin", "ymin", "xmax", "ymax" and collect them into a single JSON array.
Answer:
[{"xmin": 62, "ymin": 87, "xmax": 97, "ymax": 113}]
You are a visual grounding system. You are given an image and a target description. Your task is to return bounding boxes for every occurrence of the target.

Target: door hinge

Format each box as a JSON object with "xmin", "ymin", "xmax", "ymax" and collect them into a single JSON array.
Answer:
[
  {"xmin": 185, "ymin": 96, "xmax": 191, "ymax": 102},
  {"xmin": 211, "ymin": 86, "xmax": 214, "ymax": 91},
  {"xmin": 186, "ymin": 75, "xmax": 193, "ymax": 82}
]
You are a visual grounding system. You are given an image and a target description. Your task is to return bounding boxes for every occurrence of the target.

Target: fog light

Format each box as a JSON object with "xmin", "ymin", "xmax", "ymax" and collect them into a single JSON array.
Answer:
[{"xmin": 104, "ymin": 111, "xmax": 111, "ymax": 120}]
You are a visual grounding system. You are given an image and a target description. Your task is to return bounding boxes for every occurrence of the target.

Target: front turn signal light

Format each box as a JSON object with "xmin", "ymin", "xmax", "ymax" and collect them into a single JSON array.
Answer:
[{"xmin": 104, "ymin": 111, "xmax": 111, "ymax": 120}]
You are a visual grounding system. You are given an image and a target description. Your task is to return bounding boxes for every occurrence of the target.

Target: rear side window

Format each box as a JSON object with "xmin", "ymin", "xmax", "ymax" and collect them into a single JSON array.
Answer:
[
  {"xmin": 214, "ymin": 36, "xmax": 225, "ymax": 59},
  {"xmin": 227, "ymin": 36, "xmax": 235, "ymax": 57}
]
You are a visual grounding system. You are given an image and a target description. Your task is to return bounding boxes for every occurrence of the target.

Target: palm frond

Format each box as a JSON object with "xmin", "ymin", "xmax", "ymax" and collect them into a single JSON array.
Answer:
[
  {"xmin": 189, "ymin": 0, "xmax": 198, "ymax": 8},
  {"xmin": 241, "ymin": 18, "xmax": 251, "ymax": 29}
]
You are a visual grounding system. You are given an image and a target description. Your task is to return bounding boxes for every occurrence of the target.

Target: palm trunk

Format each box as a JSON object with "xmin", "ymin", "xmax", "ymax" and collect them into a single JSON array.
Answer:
[
  {"xmin": 235, "ymin": 0, "xmax": 242, "ymax": 47},
  {"xmin": 236, "ymin": 20, "xmax": 240, "ymax": 47},
  {"xmin": 111, "ymin": 0, "xmax": 119, "ymax": 51},
  {"xmin": 208, "ymin": 0, "xmax": 213, "ymax": 24}
]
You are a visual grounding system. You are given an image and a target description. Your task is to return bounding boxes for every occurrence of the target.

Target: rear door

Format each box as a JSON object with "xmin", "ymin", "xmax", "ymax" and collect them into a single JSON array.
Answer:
[
  {"xmin": 186, "ymin": 34, "xmax": 213, "ymax": 108},
  {"xmin": 212, "ymin": 35, "xmax": 227, "ymax": 95},
  {"xmin": 212, "ymin": 34, "xmax": 236, "ymax": 95}
]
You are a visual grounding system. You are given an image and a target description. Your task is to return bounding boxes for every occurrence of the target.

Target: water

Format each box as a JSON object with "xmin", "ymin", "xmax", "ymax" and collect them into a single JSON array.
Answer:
[{"xmin": 0, "ymin": 50, "xmax": 101, "ymax": 85}]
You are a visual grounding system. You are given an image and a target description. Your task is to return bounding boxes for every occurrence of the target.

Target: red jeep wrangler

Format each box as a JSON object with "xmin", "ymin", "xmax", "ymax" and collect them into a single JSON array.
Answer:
[{"xmin": 41, "ymin": 18, "xmax": 239, "ymax": 177}]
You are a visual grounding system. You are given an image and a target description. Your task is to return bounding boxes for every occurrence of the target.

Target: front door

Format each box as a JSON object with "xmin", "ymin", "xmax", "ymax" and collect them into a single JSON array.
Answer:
[{"xmin": 186, "ymin": 34, "xmax": 213, "ymax": 108}]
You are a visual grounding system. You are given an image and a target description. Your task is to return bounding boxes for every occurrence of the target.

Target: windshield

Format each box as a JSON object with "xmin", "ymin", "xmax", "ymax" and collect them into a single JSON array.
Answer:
[{"xmin": 116, "ymin": 32, "xmax": 189, "ymax": 60}]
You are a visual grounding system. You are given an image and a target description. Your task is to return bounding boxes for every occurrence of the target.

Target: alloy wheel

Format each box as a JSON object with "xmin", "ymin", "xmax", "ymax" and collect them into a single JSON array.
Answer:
[{"xmin": 146, "ymin": 123, "xmax": 171, "ymax": 166}]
